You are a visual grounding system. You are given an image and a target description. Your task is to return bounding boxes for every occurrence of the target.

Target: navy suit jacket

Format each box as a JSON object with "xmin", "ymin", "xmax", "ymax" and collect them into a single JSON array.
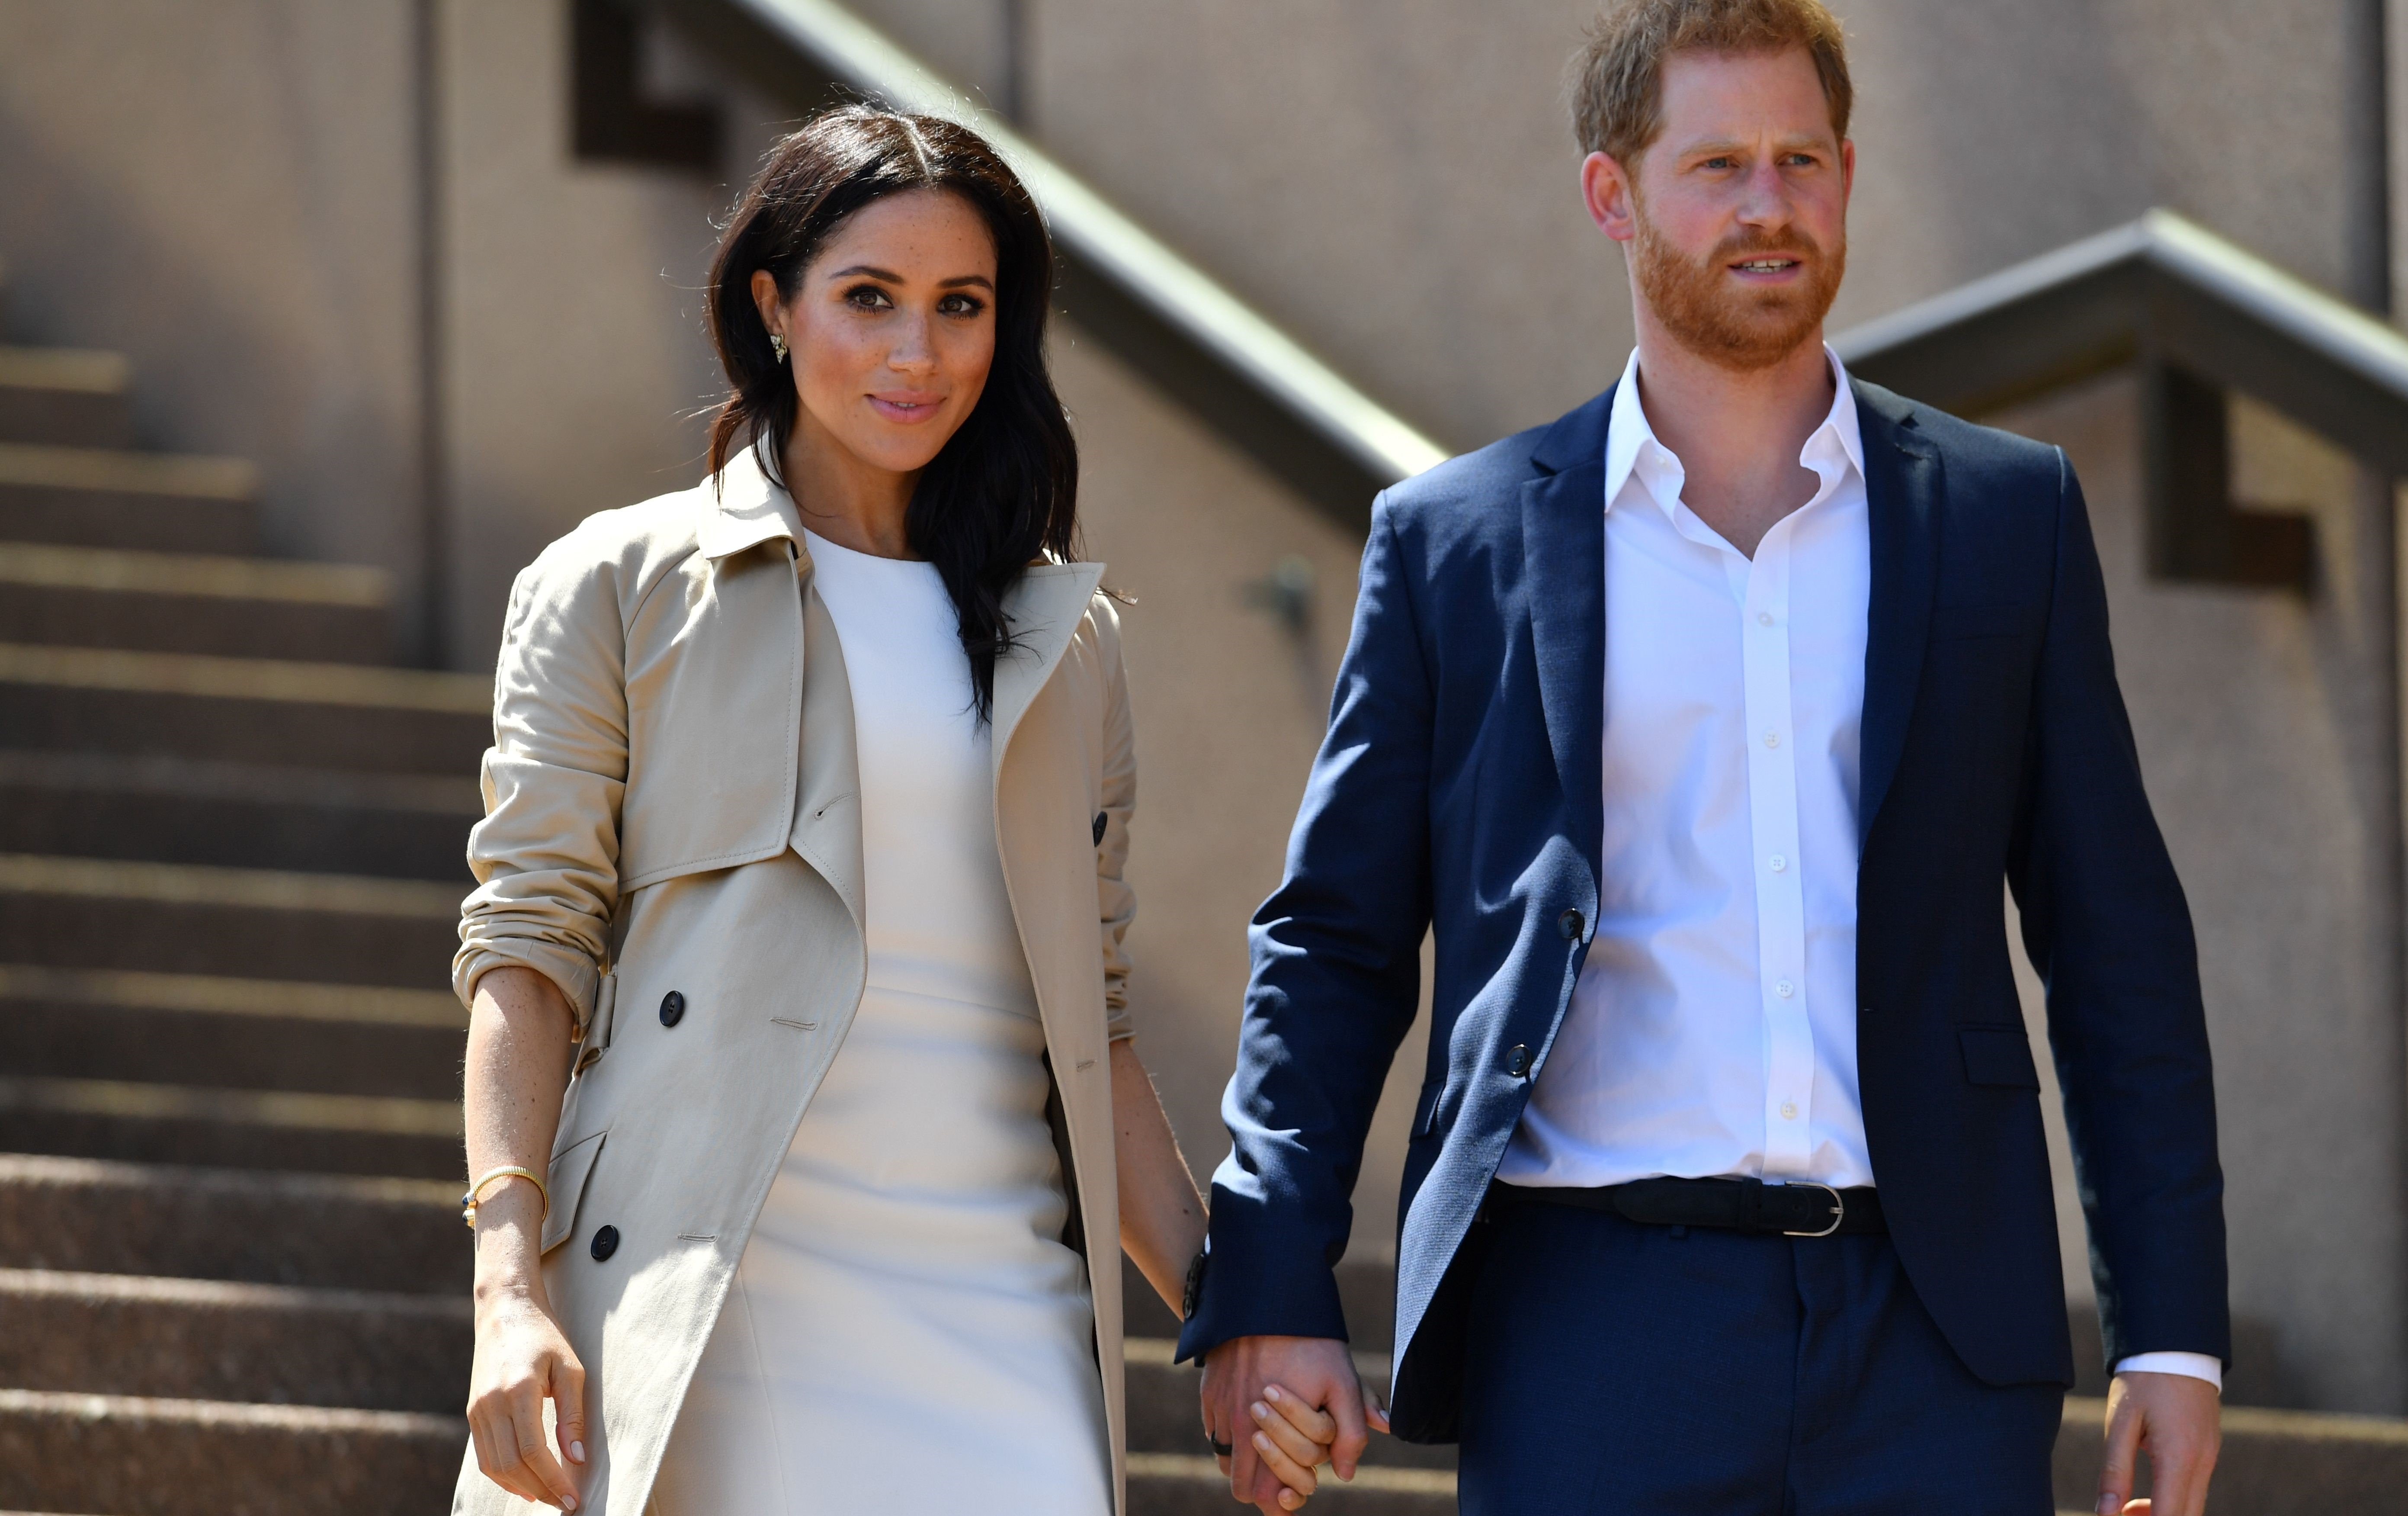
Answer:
[{"xmin": 1178, "ymin": 378, "xmax": 2229, "ymax": 1441}]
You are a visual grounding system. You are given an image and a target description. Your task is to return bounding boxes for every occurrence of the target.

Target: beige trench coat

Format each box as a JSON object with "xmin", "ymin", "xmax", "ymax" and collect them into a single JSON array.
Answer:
[{"xmin": 450, "ymin": 447, "xmax": 1137, "ymax": 1516}]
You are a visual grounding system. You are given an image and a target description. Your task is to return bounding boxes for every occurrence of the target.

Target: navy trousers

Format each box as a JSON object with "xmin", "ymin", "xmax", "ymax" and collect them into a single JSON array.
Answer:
[{"xmin": 1456, "ymin": 1195, "xmax": 2064, "ymax": 1514}]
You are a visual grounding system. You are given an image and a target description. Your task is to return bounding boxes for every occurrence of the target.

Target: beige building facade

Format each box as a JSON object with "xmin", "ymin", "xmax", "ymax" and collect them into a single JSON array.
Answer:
[{"xmin": 2, "ymin": 0, "xmax": 2405, "ymax": 1416}]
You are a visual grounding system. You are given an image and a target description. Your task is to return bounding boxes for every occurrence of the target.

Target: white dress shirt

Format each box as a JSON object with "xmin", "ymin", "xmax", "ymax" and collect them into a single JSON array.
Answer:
[{"xmin": 1495, "ymin": 346, "xmax": 2219, "ymax": 1389}]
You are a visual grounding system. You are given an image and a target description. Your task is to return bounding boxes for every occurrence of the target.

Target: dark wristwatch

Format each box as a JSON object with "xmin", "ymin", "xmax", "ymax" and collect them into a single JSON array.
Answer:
[{"xmin": 1181, "ymin": 1248, "xmax": 1208, "ymax": 1322}]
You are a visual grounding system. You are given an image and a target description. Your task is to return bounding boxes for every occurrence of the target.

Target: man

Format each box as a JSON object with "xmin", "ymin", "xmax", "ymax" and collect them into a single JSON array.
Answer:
[{"xmin": 1180, "ymin": 2, "xmax": 2229, "ymax": 1512}]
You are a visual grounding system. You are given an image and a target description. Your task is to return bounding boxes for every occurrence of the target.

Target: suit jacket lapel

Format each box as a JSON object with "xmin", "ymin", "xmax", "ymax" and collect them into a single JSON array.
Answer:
[
  {"xmin": 1522, "ymin": 388, "xmax": 1613, "ymax": 879},
  {"xmin": 1855, "ymin": 382, "xmax": 1944, "ymax": 844}
]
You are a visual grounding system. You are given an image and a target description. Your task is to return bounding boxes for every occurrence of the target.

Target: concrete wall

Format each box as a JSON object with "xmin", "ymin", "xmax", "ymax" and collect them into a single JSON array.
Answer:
[
  {"xmin": 1995, "ymin": 378, "xmax": 2408, "ymax": 1412},
  {"xmin": 433, "ymin": 0, "xmax": 736, "ymax": 666},
  {"xmin": 850, "ymin": 0, "xmax": 2389, "ymax": 439}
]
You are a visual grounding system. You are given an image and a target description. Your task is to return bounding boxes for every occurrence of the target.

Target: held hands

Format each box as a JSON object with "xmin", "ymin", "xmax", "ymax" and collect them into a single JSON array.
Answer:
[
  {"xmin": 2096, "ymin": 1371, "xmax": 2221, "ymax": 1516},
  {"xmin": 467, "ymin": 1282, "xmax": 589, "ymax": 1510},
  {"xmin": 1201, "ymin": 1335, "xmax": 1392, "ymax": 1513}
]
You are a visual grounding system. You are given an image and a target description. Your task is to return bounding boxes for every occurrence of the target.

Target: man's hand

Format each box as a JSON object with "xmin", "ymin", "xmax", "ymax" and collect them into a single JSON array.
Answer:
[
  {"xmin": 1200, "ymin": 1334, "xmax": 1390, "ymax": 1513},
  {"xmin": 2096, "ymin": 1371, "xmax": 2220, "ymax": 1516}
]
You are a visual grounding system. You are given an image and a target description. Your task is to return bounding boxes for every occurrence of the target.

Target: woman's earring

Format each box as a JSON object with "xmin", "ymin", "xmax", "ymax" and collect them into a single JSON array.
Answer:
[{"xmin": 769, "ymin": 330, "xmax": 789, "ymax": 362}]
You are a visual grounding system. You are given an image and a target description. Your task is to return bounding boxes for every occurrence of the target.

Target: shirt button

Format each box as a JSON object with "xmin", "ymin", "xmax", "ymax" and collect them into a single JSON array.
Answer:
[
  {"xmin": 590, "ymin": 1224, "xmax": 621, "ymax": 1262},
  {"xmin": 1506, "ymin": 1044, "xmax": 1531, "ymax": 1077},
  {"xmin": 1558, "ymin": 908, "xmax": 1585, "ymax": 941},
  {"xmin": 1769, "ymin": 854, "xmax": 1787, "ymax": 872},
  {"xmin": 659, "ymin": 991, "xmax": 686, "ymax": 1028},
  {"xmin": 1757, "ymin": 612, "xmax": 1775, "ymax": 627},
  {"xmin": 1763, "ymin": 731, "xmax": 1781, "ymax": 749},
  {"xmin": 1780, "ymin": 1101, "xmax": 1799, "ymax": 1120},
  {"xmin": 1775, "ymin": 979, "xmax": 1795, "ymax": 998}
]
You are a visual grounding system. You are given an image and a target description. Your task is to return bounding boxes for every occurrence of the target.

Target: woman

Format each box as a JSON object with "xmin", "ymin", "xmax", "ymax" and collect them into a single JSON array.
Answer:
[{"xmin": 451, "ymin": 109, "xmax": 1330, "ymax": 1515}]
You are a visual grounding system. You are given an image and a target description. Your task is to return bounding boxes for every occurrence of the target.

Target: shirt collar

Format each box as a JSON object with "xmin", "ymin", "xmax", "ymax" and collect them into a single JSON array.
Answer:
[{"xmin": 1602, "ymin": 343, "xmax": 1865, "ymax": 516}]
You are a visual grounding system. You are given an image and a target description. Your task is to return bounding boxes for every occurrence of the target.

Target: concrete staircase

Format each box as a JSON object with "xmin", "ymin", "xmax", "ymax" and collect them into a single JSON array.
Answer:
[{"xmin": 0, "ymin": 267, "xmax": 490, "ymax": 1513}]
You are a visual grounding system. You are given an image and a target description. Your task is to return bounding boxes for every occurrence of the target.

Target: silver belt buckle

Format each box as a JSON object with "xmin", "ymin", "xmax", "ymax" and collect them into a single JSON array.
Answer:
[{"xmin": 1782, "ymin": 1182, "xmax": 1845, "ymax": 1237}]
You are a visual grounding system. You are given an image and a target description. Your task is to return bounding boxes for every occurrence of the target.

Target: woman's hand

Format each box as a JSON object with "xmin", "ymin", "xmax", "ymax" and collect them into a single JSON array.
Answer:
[
  {"xmin": 1243, "ymin": 1382, "xmax": 1347, "ymax": 1510},
  {"xmin": 468, "ymin": 1283, "xmax": 588, "ymax": 1510}
]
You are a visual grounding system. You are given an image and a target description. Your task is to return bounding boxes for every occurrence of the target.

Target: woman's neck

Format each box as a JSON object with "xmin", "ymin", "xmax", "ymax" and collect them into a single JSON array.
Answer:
[{"xmin": 780, "ymin": 413, "xmax": 921, "ymax": 560}]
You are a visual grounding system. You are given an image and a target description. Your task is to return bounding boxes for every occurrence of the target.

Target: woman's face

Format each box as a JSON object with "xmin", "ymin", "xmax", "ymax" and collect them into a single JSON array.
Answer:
[{"xmin": 754, "ymin": 189, "xmax": 999, "ymax": 478}]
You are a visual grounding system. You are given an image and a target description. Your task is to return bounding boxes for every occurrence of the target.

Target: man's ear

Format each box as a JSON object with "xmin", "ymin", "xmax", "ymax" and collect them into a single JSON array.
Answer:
[{"xmin": 1581, "ymin": 151, "xmax": 1638, "ymax": 243}]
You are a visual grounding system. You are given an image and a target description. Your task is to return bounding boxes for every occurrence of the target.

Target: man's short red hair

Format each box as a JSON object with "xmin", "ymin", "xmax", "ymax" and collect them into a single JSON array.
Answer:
[{"xmin": 1570, "ymin": 0, "xmax": 1853, "ymax": 163}]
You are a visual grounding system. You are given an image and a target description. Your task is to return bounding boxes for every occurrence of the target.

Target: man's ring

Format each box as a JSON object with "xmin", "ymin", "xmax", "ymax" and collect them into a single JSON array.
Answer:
[{"xmin": 1208, "ymin": 1434, "xmax": 1234, "ymax": 1457}]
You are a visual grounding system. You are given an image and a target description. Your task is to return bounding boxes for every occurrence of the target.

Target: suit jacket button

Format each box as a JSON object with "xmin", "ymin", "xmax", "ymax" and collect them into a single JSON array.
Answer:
[
  {"xmin": 659, "ymin": 991, "xmax": 686, "ymax": 1027},
  {"xmin": 1506, "ymin": 1044, "xmax": 1531, "ymax": 1077},
  {"xmin": 590, "ymin": 1225, "xmax": 620, "ymax": 1262},
  {"xmin": 1558, "ymin": 909, "xmax": 1584, "ymax": 941}
]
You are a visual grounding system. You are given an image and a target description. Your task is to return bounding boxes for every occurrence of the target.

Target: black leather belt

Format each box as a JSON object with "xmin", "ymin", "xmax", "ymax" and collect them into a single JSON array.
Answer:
[{"xmin": 1491, "ymin": 1176, "xmax": 1885, "ymax": 1237}]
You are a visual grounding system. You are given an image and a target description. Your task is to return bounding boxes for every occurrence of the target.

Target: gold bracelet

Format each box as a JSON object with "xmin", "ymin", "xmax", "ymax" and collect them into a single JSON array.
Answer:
[{"xmin": 461, "ymin": 1166, "xmax": 550, "ymax": 1231}]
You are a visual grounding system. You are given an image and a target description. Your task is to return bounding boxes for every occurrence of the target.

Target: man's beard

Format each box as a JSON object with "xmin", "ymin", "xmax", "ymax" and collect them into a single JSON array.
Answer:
[{"xmin": 1631, "ymin": 207, "xmax": 1845, "ymax": 372}]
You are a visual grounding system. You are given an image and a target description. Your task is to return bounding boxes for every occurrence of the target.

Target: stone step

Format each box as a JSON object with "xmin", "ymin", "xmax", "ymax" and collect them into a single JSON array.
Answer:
[
  {"xmin": 0, "ymin": 965, "xmax": 467, "ymax": 1102},
  {"xmin": 0, "ymin": 1154, "xmax": 466, "ymax": 1295},
  {"xmin": 0, "ymin": 347, "xmax": 133, "ymax": 449},
  {"xmin": 0, "ymin": 1075, "xmax": 462, "ymax": 1180},
  {"xmin": 0, "ymin": 641, "xmax": 489, "ymax": 775},
  {"xmin": 0, "ymin": 1267, "xmax": 469, "ymax": 1413},
  {"xmin": 2053, "ymin": 1394, "xmax": 2408, "ymax": 1514},
  {"xmin": 0, "ymin": 441, "xmax": 258, "ymax": 554},
  {"xmin": 1128, "ymin": 1453, "xmax": 1454, "ymax": 1515},
  {"xmin": 0, "ymin": 853, "xmax": 462, "ymax": 987},
  {"xmin": 0, "ymin": 1387, "xmax": 462, "ymax": 1516},
  {"xmin": 0, "ymin": 541, "xmax": 394, "ymax": 662},
  {"xmin": 0, "ymin": 750, "xmax": 479, "ymax": 881}
]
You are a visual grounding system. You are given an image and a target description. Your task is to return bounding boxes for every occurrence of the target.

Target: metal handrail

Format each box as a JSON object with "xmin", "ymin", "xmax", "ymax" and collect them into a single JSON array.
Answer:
[{"xmin": 651, "ymin": 0, "xmax": 1449, "ymax": 522}]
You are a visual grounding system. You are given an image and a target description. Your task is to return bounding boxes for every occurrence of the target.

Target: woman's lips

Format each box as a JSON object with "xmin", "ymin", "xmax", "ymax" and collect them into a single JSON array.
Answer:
[{"xmin": 867, "ymin": 393, "xmax": 945, "ymax": 423}]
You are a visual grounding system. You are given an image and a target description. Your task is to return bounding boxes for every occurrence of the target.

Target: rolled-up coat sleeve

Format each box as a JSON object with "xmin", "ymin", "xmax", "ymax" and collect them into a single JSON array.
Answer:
[
  {"xmin": 452, "ymin": 532, "xmax": 632, "ymax": 1030},
  {"xmin": 1091, "ymin": 596, "xmax": 1138, "ymax": 1043}
]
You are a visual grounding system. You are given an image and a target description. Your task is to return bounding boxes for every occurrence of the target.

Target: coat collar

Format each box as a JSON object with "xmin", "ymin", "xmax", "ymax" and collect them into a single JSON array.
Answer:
[
  {"xmin": 992, "ymin": 561, "xmax": 1107, "ymax": 776},
  {"xmin": 697, "ymin": 442, "xmax": 808, "ymax": 561}
]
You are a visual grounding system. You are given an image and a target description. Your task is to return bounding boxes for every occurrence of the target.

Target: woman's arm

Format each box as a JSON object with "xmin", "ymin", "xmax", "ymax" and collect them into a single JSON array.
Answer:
[
  {"xmin": 1113, "ymin": 1037, "xmax": 1207, "ymax": 1316},
  {"xmin": 462, "ymin": 965, "xmax": 587, "ymax": 1511}
]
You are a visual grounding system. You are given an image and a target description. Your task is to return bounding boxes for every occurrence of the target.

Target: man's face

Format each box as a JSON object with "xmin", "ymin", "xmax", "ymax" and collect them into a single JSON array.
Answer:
[{"xmin": 1614, "ymin": 47, "xmax": 1851, "ymax": 370}]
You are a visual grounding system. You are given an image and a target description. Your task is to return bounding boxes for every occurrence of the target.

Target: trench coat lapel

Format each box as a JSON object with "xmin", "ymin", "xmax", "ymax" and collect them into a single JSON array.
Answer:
[
  {"xmin": 789, "ymin": 558, "xmax": 865, "ymax": 925},
  {"xmin": 1854, "ymin": 383, "xmax": 1945, "ymax": 844},
  {"xmin": 991, "ymin": 562, "xmax": 1107, "ymax": 776}
]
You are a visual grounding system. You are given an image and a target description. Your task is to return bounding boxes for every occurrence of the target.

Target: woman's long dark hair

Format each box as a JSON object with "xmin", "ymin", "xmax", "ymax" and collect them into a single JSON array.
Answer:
[{"xmin": 706, "ymin": 106, "xmax": 1079, "ymax": 721}]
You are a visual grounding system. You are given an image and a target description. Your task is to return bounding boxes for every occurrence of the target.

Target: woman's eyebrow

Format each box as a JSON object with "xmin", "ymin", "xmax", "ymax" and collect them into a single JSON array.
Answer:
[{"xmin": 824, "ymin": 265, "xmax": 995, "ymax": 292}]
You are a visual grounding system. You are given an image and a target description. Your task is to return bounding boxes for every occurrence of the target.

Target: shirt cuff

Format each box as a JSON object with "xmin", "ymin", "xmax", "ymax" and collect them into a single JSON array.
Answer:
[{"xmin": 2113, "ymin": 1351, "xmax": 2222, "ymax": 1390}]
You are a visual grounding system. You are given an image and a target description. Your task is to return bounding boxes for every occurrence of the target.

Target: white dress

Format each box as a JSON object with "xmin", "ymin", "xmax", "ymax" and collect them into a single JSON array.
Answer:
[{"xmin": 649, "ymin": 530, "xmax": 1113, "ymax": 1515}]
